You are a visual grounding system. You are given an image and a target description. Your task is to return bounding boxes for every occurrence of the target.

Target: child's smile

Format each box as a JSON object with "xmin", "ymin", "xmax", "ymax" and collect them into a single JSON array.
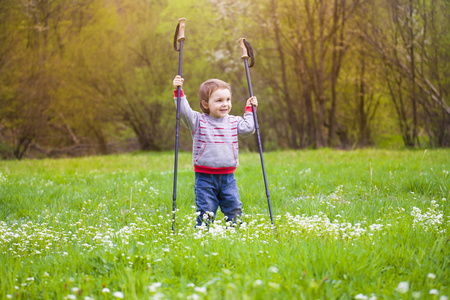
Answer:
[{"xmin": 203, "ymin": 88, "xmax": 232, "ymax": 118}]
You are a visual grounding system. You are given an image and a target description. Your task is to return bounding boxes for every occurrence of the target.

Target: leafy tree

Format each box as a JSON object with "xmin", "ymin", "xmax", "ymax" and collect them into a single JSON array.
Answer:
[
  {"xmin": 1, "ymin": 0, "xmax": 449, "ymax": 160},
  {"xmin": 360, "ymin": 0, "xmax": 450, "ymax": 147}
]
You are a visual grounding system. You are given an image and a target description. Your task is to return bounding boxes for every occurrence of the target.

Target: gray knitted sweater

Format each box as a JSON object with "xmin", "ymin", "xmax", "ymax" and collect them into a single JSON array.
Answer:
[{"xmin": 174, "ymin": 92, "xmax": 255, "ymax": 174}]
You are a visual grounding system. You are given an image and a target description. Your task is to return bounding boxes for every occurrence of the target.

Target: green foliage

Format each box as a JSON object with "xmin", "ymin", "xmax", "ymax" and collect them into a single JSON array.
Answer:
[
  {"xmin": 0, "ymin": 0, "xmax": 449, "ymax": 159},
  {"xmin": 0, "ymin": 149, "xmax": 449, "ymax": 299}
]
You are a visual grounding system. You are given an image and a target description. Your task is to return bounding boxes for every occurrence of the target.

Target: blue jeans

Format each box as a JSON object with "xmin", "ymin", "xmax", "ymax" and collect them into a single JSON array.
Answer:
[{"xmin": 195, "ymin": 172, "xmax": 242, "ymax": 226}]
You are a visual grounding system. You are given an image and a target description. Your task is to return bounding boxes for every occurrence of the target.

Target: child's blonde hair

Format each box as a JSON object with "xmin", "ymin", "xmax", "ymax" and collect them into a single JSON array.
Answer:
[{"xmin": 198, "ymin": 79, "xmax": 231, "ymax": 114}]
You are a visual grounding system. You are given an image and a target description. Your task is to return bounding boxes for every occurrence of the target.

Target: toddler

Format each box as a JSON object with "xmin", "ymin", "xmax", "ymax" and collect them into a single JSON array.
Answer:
[{"xmin": 173, "ymin": 75, "xmax": 258, "ymax": 226}]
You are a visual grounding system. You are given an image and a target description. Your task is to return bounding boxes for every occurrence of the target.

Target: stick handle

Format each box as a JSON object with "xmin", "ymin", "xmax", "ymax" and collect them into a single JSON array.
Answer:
[
  {"xmin": 177, "ymin": 18, "xmax": 187, "ymax": 42},
  {"xmin": 238, "ymin": 38, "xmax": 249, "ymax": 59}
]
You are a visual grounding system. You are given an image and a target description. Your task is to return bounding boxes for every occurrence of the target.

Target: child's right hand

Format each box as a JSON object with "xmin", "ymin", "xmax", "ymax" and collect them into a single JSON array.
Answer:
[{"xmin": 173, "ymin": 75, "xmax": 184, "ymax": 89}]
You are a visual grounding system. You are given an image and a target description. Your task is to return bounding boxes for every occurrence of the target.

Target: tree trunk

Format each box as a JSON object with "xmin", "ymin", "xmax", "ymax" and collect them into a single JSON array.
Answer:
[
  {"xmin": 328, "ymin": 0, "xmax": 346, "ymax": 146},
  {"xmin": 408, "ymin": 0, "xmax": 419, "ymax": 147},
  {"xmin": 358, "ymin": 54, "xmax": 367, "ymax": 147},
  {"xmin": 271, "ymin": 0, "xmax": 299, "ymax": 148},
  {"xmin": 293, "ymin": 0, "xmax": 317, "ymax": 148}
]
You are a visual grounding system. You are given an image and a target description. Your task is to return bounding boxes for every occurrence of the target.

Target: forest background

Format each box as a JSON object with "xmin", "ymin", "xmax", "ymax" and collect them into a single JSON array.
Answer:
[{"xmin": 0, "ymin": 0, "xmax": 449, "ymax": 160}]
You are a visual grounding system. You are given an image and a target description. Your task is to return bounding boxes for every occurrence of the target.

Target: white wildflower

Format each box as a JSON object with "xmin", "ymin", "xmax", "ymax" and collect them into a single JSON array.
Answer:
[
  {"xmin": 430, "ymin": 289, "xmax": 439, "ymax": 295},
  {"xmin": 113, "ymin": 291, "xmax": 124, "ymax": 298},
  {"xmin": 153, "ymin": 293, "xmax": 165, "ymax": 300},
  {"xmin": 253, "ymin": 280, "xmax": 263, "ymax": 287},
  {"xmin": 149, "ymin": 282, "xmax": 162, "ymax": 292},
  {"xmin": 194, "ymin": 287, "xmax": 207, "ymax": 294},
  {"xmin": 396, "ymin": 281, "xmax": 409, "ymax": 294}
]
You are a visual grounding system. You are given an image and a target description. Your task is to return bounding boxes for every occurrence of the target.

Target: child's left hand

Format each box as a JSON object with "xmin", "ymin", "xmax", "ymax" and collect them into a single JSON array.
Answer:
[{"xmin": 246, "ymin": 96, "xmax": 258, "ymax": 107}]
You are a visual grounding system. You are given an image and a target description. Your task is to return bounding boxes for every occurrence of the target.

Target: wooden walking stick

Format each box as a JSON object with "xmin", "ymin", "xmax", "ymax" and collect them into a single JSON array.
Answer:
[
  {"xmin": 172, "ymin": 18, "xmax": 186, "ymax": 233},
  {"xmin": 238, "ymin": 38, "xmax": 275, "ymax": 231}
]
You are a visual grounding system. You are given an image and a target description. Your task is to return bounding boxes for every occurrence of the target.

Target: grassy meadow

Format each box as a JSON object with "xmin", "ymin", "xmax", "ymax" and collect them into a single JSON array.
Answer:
[{"xmin": 0, "ymin": 149, "xmax": 449, "ymax": 300}]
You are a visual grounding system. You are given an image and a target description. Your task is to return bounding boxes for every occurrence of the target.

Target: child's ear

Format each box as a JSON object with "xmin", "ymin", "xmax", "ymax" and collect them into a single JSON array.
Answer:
[{"xmin": 202, "ymin": 100, "xmax": 209, "ymax": 109}]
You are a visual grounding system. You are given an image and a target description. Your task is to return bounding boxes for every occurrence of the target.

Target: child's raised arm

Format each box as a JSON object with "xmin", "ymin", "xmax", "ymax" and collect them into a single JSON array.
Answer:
[{"xmin": 173, "ymin": 75, "xmax": 184, "ymax": 89}]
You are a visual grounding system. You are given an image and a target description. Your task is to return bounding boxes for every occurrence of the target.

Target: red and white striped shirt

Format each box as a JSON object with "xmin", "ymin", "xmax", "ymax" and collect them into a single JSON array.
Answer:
[{"xmin": 174, "ymin": 90, "xmax": 255, "ymax": 174}]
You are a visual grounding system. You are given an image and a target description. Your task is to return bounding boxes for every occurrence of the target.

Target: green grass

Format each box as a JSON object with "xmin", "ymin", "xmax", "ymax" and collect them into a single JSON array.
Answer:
[{"xmin": 0, "ymin": 149, "xmax": 449, "ymax": 299}]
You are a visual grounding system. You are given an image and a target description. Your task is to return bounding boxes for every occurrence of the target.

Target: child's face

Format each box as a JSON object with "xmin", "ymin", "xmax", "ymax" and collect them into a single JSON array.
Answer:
[{"xmin": 203, "ymin": 88, "xmax": 232, "ymax": 118}]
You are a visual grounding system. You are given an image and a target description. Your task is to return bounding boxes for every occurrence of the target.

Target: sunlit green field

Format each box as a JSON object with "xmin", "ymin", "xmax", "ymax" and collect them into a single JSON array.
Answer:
[{"xmin": 1, "ymin": 149, "xmax": 449, "ymax": 300}]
